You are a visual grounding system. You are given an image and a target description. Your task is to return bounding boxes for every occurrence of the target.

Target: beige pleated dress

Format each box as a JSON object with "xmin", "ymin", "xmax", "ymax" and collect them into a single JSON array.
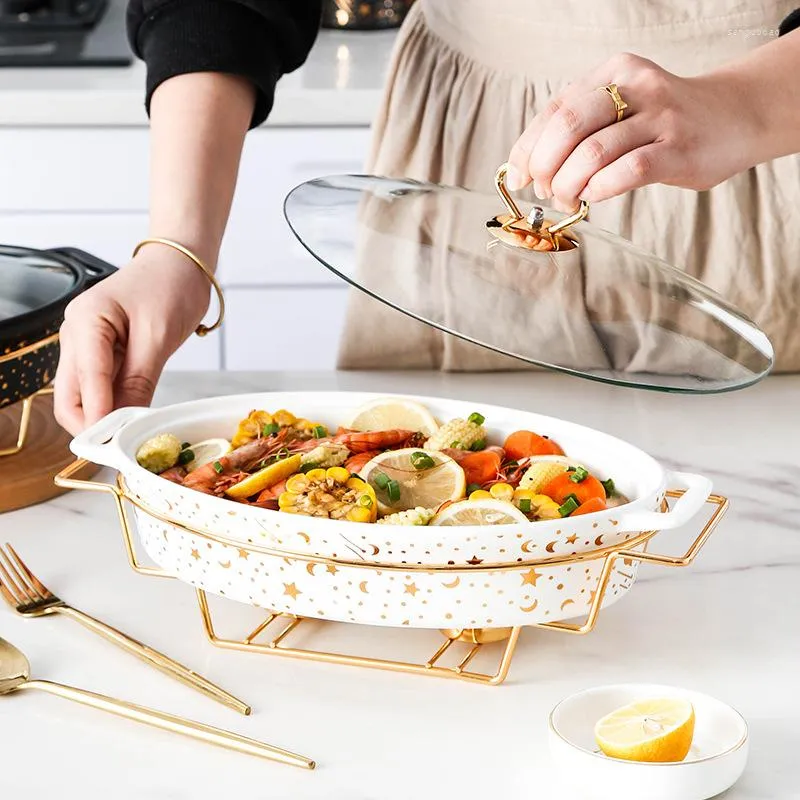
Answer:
[{"xmin": 337, "ymin": 0, "xmax": 800, "ymax": 374}]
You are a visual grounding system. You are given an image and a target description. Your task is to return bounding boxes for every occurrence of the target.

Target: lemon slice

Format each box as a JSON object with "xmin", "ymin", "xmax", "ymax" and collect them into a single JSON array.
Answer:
[
  {"xmin": 347, "ymin": 397, "xmax": 440, "ymax": 438},
  {"xmin": 184, "ymin": 438, "xmax": 231, "ymax": 472},
  {"xmin": 430, "ymin": 498, "xmax": 529, "ymax": 526},
  {"xmin": 224, "ymin": 454, "xmax": 302, "ymax": 500},
  {"xmin": 360, "ymin": 447, "xmax": 465, "ymax": 515},
  {"xmin": 595, "ymin": 698, "xmax": 695, "ymax": 763}
]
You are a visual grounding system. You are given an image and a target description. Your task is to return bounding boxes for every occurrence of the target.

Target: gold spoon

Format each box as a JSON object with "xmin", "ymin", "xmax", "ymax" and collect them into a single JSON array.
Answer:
[{"xmin": 0, "ymin": 637, "xmax": 315, "ymax": 770}]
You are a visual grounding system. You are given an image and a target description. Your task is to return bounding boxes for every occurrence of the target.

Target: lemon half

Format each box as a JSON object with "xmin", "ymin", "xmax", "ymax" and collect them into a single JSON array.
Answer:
[
  {"xmin": 360, "ymin": 447, "xmax": 465, "ymax": 515},
  {"xmin": 347, "ymin": 397, "xmax": 440, "ymax": 438},
  {"xmin": 184, "ymin": 438, "xmax": 231, "ymax": 472},
  {"xmin": 594, "ymin": 698, "xmax": 695, "ymax": 763},
  {"xmin": 430, "ymin": 498, "xmax": 529, "ymax": 526}
]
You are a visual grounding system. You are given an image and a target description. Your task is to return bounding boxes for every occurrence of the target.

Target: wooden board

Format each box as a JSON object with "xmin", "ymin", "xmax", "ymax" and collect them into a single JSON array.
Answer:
[{"xmin": 0, "ymin": 394, "xmax": 99, "ymax": 512}]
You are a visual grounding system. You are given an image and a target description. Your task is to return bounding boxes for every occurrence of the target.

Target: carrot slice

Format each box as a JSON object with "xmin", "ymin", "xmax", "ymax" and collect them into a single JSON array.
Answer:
[
  {"xmin": 570, "ymin": 497, "xmax": 607, "ymax": 516},
  {"xmin": 540, "ymin": 472, "xmax": 606, "ymax": 505},
  {"xmin": 503, "ymin": 430, "xmax": 564, "ymax": 460}
]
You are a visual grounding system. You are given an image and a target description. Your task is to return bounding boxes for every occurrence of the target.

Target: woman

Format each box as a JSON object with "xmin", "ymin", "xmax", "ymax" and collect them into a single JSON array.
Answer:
[{"xmin": 54, "ymin": 1, "xmax": 800, "ymax": 433}]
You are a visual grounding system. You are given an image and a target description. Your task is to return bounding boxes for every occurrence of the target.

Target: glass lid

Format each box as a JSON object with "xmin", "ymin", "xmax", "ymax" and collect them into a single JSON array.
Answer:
[
  {"xmin": 0, "ymin": 246, "xmax": 77, "ymax": 324},
  {"xmin": 283, "ymin": 171, "xmax": 773, "ymax": 393}
]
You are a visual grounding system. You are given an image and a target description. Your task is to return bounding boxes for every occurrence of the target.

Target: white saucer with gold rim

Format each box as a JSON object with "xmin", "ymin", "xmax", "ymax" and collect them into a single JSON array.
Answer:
[{"xmin": 548, "ymin": 684, "xmax": 749, "ymax": 800}]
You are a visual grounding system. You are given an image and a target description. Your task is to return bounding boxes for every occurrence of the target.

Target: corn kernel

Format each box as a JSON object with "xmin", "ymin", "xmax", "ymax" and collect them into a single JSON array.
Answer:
[
  {"xmin": 326, "ymin": 466, "xmax": 350, "ymax": 484},
  {"xmin": 273, "ymin": 409, "xmax": 297, "ymax": 426},
  {"xmin": 531, "ymin": 494, "xmax": 561, "ymax": 520},
  {"xmin": 489, "ymin": 483, "xmax": 514, "ymax": 501},
  {"xmin": 346, "ymin": 506, "xmax": 372, "ymax": 523},
  {"xmin": 305, "ymin": 468, "xmax": 326, "ymax": 482},
  {"xmin": 285, "ymin": 474, "xmax": 309, "ymax": 494},
  {"xmin": 347, "ymin": 476, "xmax": 368, "ymax": 491},
  {"xmin": 278, "ymin": 492, "xmax": 297, "ymax": 508},
  {"xmin": 469, "ymin": 489, "xmax": 492, "ymax": 500}
]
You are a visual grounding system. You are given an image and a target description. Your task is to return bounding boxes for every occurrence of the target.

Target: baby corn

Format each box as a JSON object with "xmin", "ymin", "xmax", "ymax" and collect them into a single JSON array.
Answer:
[
  {"xmin": 519, "ymin": 461, "xmax": 568, "ymax": 493},
  {"xmin": 377, "ymin": 507, "xmax": 435, "ymax": 526},
  {"xmin": 425, "ymin": 417, "xmax": 487, "ymax": 451},
  {"xmin": 300, "ymin": 443, "xmax": 350, "ymax": 470}
]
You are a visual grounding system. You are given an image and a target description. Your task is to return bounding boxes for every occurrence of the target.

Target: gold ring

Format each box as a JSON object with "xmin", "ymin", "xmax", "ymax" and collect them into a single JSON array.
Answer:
[{"xmin": 602, "ymin": 83, "xmax": 628, "ymax": 123}]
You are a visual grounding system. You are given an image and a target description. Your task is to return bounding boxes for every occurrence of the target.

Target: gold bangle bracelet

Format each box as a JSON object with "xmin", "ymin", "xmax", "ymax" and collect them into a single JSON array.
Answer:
[{"xmin": 132, "ymin": 237, "xmax": 225, "ymax": 337}]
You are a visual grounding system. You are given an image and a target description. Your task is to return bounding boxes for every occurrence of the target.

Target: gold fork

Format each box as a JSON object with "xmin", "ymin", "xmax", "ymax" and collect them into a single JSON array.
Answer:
[{"xmin": 0, "ymin": 542, "xmax": 250, "ymax": 715}]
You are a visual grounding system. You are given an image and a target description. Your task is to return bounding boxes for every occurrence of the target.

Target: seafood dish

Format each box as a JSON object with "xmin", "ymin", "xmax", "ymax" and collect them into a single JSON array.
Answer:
[{"xmin": 134, "ymin": 397, "xmax": 627, "ymax": 528}]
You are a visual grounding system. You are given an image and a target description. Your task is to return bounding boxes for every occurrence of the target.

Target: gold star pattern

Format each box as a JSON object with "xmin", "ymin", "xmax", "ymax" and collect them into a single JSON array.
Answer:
[
  {"xmin": 565, "ymin": 534, "xmax": 579, "ymax": 545},
  {"xmin": 404, "ymin": 582, "xmax": 419, "ymax": 596},
  {"xmin": 587, "ymin": 589, "xmax": 598, "ymax": 607},
  {"xmin": 283, "ymin": 582, "xmax": 301, "ymax": 600},
  {"xmin": 237, "ymin": 548, "xmax": 250, "ymax": 560},
  {"xmin": 326, "ymin": 564, "xmax": 339, "ymax": 575},
  {"xmin": 190, "ymin": 549, "xmax": 200, "ymax": 560},
  {"xmin": 521, "ymin": 568, "xmax": 541, "ymax": 587},
  {"xmin": 466, "ymin": 555, "xmax": 483, "ymax": 565}
]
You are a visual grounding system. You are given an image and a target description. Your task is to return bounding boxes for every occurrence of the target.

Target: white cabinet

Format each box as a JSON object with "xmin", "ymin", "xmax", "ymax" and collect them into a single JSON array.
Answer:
[
  {"xmin": 218, "ymin": 127, "xmax": 370, "ymax": 286},
  {"xmin": 224, "ymin": 287, "xmax": 350, "ymax": 371},
  {"xmin": 0, "ymin": 125, "xmax": 371, "ymax": 372}
]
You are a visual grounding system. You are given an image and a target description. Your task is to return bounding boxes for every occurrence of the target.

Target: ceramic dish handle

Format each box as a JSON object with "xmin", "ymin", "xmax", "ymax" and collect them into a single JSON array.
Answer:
[
  {"xmin": 69, "ymin": 406, "xmax": 149, "ymax": 472},
  {"xmin": 616, "ymin": 472, "xmax": 712, "ymax": 532}
]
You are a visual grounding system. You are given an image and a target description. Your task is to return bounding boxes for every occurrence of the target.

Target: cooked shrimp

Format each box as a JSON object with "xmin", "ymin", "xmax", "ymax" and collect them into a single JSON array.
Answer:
[
  {"xmin": 331, "ymin": 429, "xmax": 422, "ymax": 453},
  {"xmin": 182, "ymin": 439, "xmax": 276, "ymax": 494},
  {"xmin": 344, "ymin": 450, "xmax": 381, "ymax": 473}
]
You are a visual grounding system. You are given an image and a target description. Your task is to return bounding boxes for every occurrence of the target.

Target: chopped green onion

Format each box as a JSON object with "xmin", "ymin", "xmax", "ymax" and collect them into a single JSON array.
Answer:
[
  {"xmin": 410, "ymin": 451, "xmax": 436, "ymax": 470},
  {"xmin": 373, "ymin": 471, "xmax": 390, "ymax": 490},
  {"xmin": 518, "ymin": 498, "xmax": 532, "ymax": 514},
  {"xmin": 566, "ymin": 466, "xmax": 576, "ymax": 472},
  {"xmin": 181, "ymin": 442, "xmax": 191, "ymax": 450},
  {"xmin": 386, "ymin": 478, "xmax": 401, "ymax": 503},
  {"xmin": 602, "ymin": 478, "xmax": 616, "ymax": 496},
  {"xmin": 312, "ymin": 425, "xmax": 327, "ymax": 438},
  {"xmin": 558, "ymin": 496, "xmax": 580, "ymax": 517},
  {"xmin": 358, "ymin": 494, "xmax": 373, "ymax": 508},
  {"xmin": 300, "ymin": 463, "xmax": 318, "ymax": 473},
  {"xmin": 466, "ymin": 483, "xmax": 481, "ymax": 495},
  {"xmin": 468, "ymin": 412, "xmax": 485, "ymax": 425},
  {"xmin": 450, "ymin": 440, "xmax": 462, "ymax": 449},
  {"xmin": 262, "ymin": 422, "xmax": 279, "ymax": 436},
  {"xmin": 212, "ymin": 460, "xmax": 224, "ymax": 475},
  {"xmin": 277, "ymin": 447, "xmax": 290, "ymax": 459},
  {"xmin": 177, "ymin": 449, "xmax": 195, "ymax": 466},
  {"xmin": 569, "ymin": 466, "xmax": 589, "ymax": 483},
  {"xmin": 470, "ymin": 439, "xmax": 487, "ymax": 452},
  {"xmin": 350, "ymin": 473, "xmax": 362, "ymax": 481}
]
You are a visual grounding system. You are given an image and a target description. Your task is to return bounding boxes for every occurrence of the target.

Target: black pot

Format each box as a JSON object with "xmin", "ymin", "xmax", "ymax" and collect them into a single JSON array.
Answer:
[{"xmin": 0, "ymin": 245, "xmax": 116, "ymax": 409}]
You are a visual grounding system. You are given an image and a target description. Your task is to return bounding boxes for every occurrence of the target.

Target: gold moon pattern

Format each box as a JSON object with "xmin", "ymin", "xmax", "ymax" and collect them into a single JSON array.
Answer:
[
  {"xmin": 306, "ymin": 562, "xmax": 318, "ymax": 576},
  {"xmin": 519, "ymin": 599, "xmax": 539, "ymax": 613},
  {"xmin": 441, "ymin": 577, "xmax": 461, "ymax": 589},
  {"xmin": 595, "ymin": 535, "xmax": 604, "ymax": 547},
  {"xmin": 296, "ymin": 532, "xmax": 311, "ymax": 543},
  {"xmin": 545, "ymin": 541, "xmax": 557, "ymax": 554},
  {"xmin": 218, "ymin": 560, "xmax": 231, "ymax": 569},
  {"xmin": 521, "ymin": 539, "xmax": 535, "ymax": 553},
  {"xmin": 368, "ymin": 544, "xmax": 380, "ymax": 556},
  {"xmin": 359, "ymin": 581, "xmax": 369, "ymax": 594},
  {"xmin": 560, "ymin": 599, "xmax": 575, "ymax": 611}
]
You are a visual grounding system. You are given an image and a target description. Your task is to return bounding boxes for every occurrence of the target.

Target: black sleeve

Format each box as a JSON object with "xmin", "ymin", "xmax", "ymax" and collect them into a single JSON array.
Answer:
[
  {"xmin": 126, "ymin": 0, "xmax": 322, "ymax": 128},
  {"xmin": 780, "ymin": 8, "xmax": 800, "ymax": 35}
]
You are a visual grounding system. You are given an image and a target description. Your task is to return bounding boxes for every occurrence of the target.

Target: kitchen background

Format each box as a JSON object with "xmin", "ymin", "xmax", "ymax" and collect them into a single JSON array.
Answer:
[{"xmin": 0, "ymin": 0, "xmax": 402, "ymax": 372}]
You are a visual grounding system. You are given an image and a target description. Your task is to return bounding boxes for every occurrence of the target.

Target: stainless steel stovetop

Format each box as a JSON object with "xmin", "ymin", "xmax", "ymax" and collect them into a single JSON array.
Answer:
[{"xmin": 0, "ymin": 0, "xmax": 131, "ymax": 67}]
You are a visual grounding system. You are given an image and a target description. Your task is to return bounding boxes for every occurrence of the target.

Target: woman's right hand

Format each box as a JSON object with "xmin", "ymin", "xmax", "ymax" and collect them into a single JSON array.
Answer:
[{"xmin": 54, "ymin": 246, "xmax": 212, "ymax": 435}]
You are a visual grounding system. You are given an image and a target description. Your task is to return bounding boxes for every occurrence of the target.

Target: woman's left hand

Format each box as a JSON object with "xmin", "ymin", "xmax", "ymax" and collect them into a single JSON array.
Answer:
[{"xmin": 506, "ymin": 53, "xmax": 759, "ymax": 209}]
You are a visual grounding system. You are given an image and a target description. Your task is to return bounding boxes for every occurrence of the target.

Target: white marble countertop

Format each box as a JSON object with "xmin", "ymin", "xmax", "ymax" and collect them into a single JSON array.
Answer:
[
  {"xmin": 0, "ymin": 29, "xmax": 395, "ymax": 127},
  {"xmin": 2, "ymin": 371, "xmax": 798, "ymax": 798}
]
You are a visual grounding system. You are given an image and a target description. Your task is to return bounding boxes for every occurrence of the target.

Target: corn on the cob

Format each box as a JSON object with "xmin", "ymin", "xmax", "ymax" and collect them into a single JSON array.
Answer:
[
  {"xmin": 424, "ymin": 417, "xmax": 487, "ymax": 451},
  {"xmin": 300, "ymin": 443, "xmax": 350, "ymax": 470},
  {"xmin": 519, "ymin": 461, "xmax": 568, "ymax": 493},
  {"xmin": 279, "ymin": 467, "xmax": 377, "ymax": 522},
  {"xmin": 377, "ymin": 507, "xmax": 435, "ymax": 526}
]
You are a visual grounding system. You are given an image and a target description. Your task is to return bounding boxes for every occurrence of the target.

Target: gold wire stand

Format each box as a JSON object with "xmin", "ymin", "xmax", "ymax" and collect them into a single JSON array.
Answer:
[
  {"xmin": 56, "ymin": 459, "xmax": 728, "ymax": 685},
  {"xmin": 0, "ymin": 386, "xmax": 55, "ymax": 457}
]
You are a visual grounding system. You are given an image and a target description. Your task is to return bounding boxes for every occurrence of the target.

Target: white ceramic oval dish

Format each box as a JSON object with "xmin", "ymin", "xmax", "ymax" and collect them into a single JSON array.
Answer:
[
  {"xmin": 69, "ymin": 391, "xmax": 712, "ymax": 568},
  {"xmin": 548, "ymin": 684, "xmax": 749, "ymax": 800}
]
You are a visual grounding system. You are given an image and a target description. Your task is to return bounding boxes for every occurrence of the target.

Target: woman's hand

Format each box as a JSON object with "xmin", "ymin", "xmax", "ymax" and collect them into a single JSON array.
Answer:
[
  {"xmin": 506, "ymin": 52, "xmax": 761, "ymax": 209},
  {"xmin": 54, "ymin": 248, "xmax": 211, "ymax": 435}
]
